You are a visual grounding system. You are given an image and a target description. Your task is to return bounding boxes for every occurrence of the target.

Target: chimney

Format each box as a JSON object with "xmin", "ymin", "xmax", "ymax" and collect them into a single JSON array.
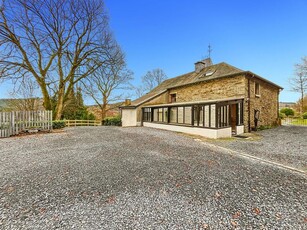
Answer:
[
  {"xmin": 194, "ymin": 58, "xmax": 213, "ymax": 73},
  {"xmin": 125, "ymin": 99, "xmax": 131, "ymax": 106}
]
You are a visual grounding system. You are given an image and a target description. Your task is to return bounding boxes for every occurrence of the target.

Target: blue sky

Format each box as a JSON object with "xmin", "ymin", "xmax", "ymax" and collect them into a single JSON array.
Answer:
[
  {"xmin": 103, "ymin": 0, "xmax": 307, "ymax": 102},
  {"xmin": 1, "ymin": 0, "xmax": 307, "ymax": 103}
]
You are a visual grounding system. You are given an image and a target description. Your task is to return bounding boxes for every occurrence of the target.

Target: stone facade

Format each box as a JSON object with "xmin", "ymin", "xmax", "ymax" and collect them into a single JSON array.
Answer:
[
  {"xmin": 135, "ymin": 74, "xmax": 280, "ymax": 132},
  {"xmin": 245, "ymin": 77, "xmax": 280, "ymax": 131},
  {"xmin": 169, "ymin": 75, "xmax": 246, "ymax": 102}
]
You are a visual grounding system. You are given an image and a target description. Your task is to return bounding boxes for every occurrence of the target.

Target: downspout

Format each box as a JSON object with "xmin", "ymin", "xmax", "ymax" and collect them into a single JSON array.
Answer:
[{"xmin": 248, "ymin": 74, "xmax": 255, "ymax": 132}]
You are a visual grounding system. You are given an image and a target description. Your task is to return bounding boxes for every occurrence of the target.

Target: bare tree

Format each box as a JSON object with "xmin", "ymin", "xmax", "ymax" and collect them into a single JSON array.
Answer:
[
  {"xmin": 134, "ymin": 85, "xmax": 146, "ymax": 98},
  {"xmin": 293, "ymin": 95, "xmax": 307, "ymax": 113},
  {"xmin": 135, "ymin": 68, "xmax": 167, "ymax": 97},
  {"xmin": 6, "ymin": 78, "xmax": 42, "ymax": 111},
  {"xmin": 142, "ymin": 68, "xmax": 167, "ymax": 92},
  {"xmin": 82, "ymin": 44, "xmax": 133, "ymax": 121},
  {"xmin": 290, "ymin": 57, "xmax": 307, "ymax": 114},
  {"xmin": 0, "ymin": 0, "xmax": 113, "ymax": 119}
]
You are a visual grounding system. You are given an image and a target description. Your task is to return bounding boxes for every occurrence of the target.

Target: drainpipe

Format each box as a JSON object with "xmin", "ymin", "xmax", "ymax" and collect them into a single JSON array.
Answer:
[{"xmin": 248, "ymin": 74, "xmax": 255, "ymax": 132}]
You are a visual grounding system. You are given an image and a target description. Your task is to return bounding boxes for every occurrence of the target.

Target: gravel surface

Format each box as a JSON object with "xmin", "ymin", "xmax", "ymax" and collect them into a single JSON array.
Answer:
[
  {"xmin": 211, "ymin": 126, "xmax": 307, "ymax": 172},
  {"xmin": 0, "ymin": 126, "xmax": 306, "ymax": 229}
]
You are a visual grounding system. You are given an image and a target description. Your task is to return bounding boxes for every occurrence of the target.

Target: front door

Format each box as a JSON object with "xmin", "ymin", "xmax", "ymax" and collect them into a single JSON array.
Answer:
[{"xmin": 230, "ymin": 104, "xmax": 237, "ymax": 135}]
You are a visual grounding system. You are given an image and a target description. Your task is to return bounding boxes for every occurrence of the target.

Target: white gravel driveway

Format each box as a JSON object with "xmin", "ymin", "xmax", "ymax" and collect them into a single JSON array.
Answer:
[{"xmin": 0, "ymin": 127, "xmax": 306, "ymax": 229}]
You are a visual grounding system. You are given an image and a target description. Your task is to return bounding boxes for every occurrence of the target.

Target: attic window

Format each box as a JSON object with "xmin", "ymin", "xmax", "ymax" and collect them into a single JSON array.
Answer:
[
  {"xmin": 205, "ymin": 71, "xmax": 214, "ymax": 76},
  {"xmin": 202, "ymin": 70, "xmax": 216, "ymax": 77},
  {"xmin": 255, "ymin": 82, "xmax": 260, "ymax": 97}
]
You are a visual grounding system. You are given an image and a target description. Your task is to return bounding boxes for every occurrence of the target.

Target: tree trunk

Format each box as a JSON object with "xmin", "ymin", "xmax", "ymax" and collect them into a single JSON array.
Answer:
[
  {"xmin": 39, "ymin": 83, "xmax": 52, "ymax": 111},
  {"xmin": 55, "ymin": 86, "xmax": 65, "ymax": 120},
  {"xmin": 101, "ymin": 105, "xmax": 107, "ymax": 121},
  {"xmin": 101, "ymin": 96, "xmax": 108, "ymax": 121}
]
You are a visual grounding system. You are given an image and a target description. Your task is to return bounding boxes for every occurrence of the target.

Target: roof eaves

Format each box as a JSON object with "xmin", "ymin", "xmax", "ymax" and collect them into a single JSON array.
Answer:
[
  {"xmin": 244, "ymin": 71, "xmax": 283, "ymax": 90},
  {"xmin": 119, "ymin": 105, "xmax": 137, "ymax": 109},
  {"xmin": 134, "ymin": 89, "xmax": 168, "ymax": 106},
  {"xmin": 121, "ymin": 89, "xmax": 168, "ymax": 109}
]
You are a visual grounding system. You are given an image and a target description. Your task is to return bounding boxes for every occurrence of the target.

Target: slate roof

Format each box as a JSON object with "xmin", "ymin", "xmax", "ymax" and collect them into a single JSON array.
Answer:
[{"xmin": 128, "ymin": 61, "xmax": 282, "ymax": 107}]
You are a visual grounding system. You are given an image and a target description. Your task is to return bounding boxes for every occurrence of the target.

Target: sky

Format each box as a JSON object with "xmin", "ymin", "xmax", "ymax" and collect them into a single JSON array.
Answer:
[
  {"xmin": 1, "ymin": 0, "xmax": 307, "ymax": 103},
  {"xmin": 103, "ymin": 0, "xmax": 307, "ymax": 103}
]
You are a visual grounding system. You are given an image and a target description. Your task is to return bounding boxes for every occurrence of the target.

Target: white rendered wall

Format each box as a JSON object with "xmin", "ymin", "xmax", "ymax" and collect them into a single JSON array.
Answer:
[
  {"xmin": 121, "ymin": 109, "xmax": 137, "ymax": 127},
  {"xmin": 143, "ymin": 122, "xmax": 232, "ymax": 139},
  {"xmin": 236, "ymin": 125, "xmax": 245, "ymax": 135},
  {"xmin": 216, "ymin": 127, "xmax": 232, "ymax": 138}
]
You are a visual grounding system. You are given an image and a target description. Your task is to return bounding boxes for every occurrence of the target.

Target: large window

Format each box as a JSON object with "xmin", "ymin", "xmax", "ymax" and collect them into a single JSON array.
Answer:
[
  {"xmin": 143, "ymin": 108, "xmax": 151, "ymax": 122},
  {"xmin": 170, "ymin": 107, "xmax": 177, "ymax": 123},
  {"xmin": 218, "ymin": 105, "xmax": 230, "ymax": 128},
  {"xmin": 178, "ymin": 107, "xmax": 184, "ymax": 123},
  {"xmin": 142, "ymin": 100, "xmax": 244, "ymax": 129},
  {"xmin": 152, "ymin": 108, "xmax": 168, "ymax": 123},
  {"xmin": 237, "ymin": 102, "xmax": 244, "ymax": 125},
  {"xmin": 184, "ymin": 107, "xmax": 192, "ymax": 124},
  {"xmin": 204, "ymin": 105, "xmax": 210, "ymax": 127}
]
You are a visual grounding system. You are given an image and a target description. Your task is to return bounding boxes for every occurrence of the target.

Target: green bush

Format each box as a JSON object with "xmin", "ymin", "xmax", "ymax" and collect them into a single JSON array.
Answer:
[
  {"xmin": 303, "ymin": 112, "xmax": 307, "ymax": 119},
  {"xmin": 103, "ymin": 116, "xmax": 122, "ymax": 126},
  {"xmin": 279, "ymin": 108, "xmax": 294, "ymax": 117},
  {"xmin": 52, "ymin": 120, "xmax": 66, "ymax": 129},
  {"xmin": 279, "ymin": 112, "xmax": 286, "ymax": 119},
  {"xmin": 88, "ymin": 113, "xmax": 96, "ymax": 120}
]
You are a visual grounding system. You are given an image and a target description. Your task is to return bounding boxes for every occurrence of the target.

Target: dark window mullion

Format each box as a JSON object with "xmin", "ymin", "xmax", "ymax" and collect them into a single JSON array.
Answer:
[
  {"xmin": 162, "ymin": 108, "xmax": 164, "ymax": 123},
  {"xmin": 191, "ymin": 105, "xmax": 194, "ymax": 126}
]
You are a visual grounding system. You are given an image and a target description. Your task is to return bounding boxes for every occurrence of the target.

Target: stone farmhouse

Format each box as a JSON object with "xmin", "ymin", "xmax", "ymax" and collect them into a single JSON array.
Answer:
[{"xmin": 121, "ymin": 58, "xmax": 283, "ymax": 138}]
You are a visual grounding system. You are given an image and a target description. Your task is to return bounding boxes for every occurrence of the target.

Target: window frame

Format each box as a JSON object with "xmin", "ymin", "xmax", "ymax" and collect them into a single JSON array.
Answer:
[
  {"xmin": 169, "ymin": 93, "xmax": 177, "ymax": 103},
  {"xmin": 255, "ymin": 82, "xmax": 260, "ymax": 97}
]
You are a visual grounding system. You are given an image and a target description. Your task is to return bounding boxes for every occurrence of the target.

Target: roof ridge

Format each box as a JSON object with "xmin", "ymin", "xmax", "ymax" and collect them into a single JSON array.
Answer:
[{"xmin": 219, "ymin": 62, "xmax": 244, "ymax": 72}]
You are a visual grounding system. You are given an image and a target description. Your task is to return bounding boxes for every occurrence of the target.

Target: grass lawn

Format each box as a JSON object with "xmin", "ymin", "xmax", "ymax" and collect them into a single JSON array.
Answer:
[{"xmin": 291, "ymin": 118, "xmax": 307, "ymax": 126}]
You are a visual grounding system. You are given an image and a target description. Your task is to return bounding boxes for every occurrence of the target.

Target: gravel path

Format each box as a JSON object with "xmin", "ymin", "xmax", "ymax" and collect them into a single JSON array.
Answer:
[
  {"xmin": 0, "ymin": 126, "xmax": 306, "ymax": 229},
  {"xmin": 211, "ymin": 126, "xmax": 307, "ymax": 172}
]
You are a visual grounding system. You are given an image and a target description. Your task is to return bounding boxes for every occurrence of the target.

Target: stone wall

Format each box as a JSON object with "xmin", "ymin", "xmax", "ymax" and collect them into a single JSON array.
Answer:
[
  {"xmin": 169, "ymin": 75, "xmax": 246, "ymax": 102},
  {"xmin": 245, "ymin": 77, "xmax": 280, "ymax": 131},
  {"xmin": 135, "ymin": 74, "xmax": 280, "ymax": 132}
]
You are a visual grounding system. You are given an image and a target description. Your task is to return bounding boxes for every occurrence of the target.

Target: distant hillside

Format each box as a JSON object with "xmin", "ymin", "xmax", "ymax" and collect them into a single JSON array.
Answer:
[
  {"xmin": 0, "ymin": 99, "xmax": 9, "ymax": 110},
  {"xmin": 87, "ymin": 102, "xmax": 124, "ymax": 120},
  {"xmin": 0, "ymin": 98, "xmax": 44, "ymax": 111}
]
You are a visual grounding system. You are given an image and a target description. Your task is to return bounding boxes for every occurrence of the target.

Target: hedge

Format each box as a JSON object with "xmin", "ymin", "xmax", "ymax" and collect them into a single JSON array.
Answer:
[
  {"xmin": 52, "ymin": 120, "xmax": 66, "ymax": 129},
  {"xmin": 103, "ymin": 116, "xmax": 122, "ymax": 126}
]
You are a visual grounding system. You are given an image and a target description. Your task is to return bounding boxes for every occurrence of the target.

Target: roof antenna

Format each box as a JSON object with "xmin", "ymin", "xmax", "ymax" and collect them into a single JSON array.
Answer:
[{"xmin": 207, "ymin": 43, "xmax": 212, "ymax": 58}]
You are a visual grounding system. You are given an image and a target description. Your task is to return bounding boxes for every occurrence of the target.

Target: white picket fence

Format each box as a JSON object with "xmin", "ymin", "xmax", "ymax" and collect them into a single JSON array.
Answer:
[{"xmin": 0, "ymin": 110, "xmax": 53, "ymax": 138}]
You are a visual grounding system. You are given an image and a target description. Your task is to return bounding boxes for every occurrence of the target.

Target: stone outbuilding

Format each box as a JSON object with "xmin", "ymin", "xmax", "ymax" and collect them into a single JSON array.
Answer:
[{"xmin": 121, "ymin": 58, "xmax": 283, "ymax": 138}]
